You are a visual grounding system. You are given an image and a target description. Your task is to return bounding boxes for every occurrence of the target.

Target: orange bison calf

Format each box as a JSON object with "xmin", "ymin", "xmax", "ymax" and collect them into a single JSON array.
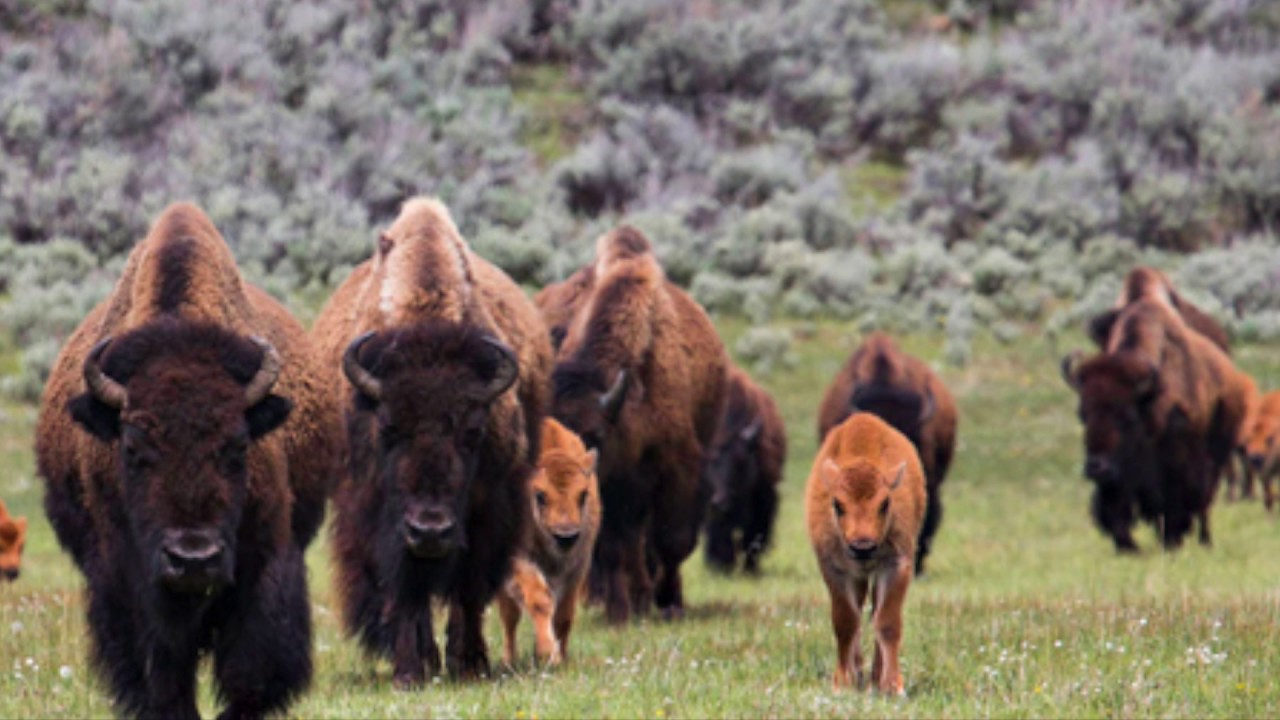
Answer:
[
  {"xmin": 1243, "ymin": 391, "xmax": 1280, "ymax": 511},
  {"xmin": 498, "ymin": 418, "xmax": 601, "ymax": 666},
  {"xmin": 807, "ymin": 413, "xmax": 926, "ymax": 695},
  {"xmin": 0, "ymin": 500, "xmax": 26, "ymax": 581}
]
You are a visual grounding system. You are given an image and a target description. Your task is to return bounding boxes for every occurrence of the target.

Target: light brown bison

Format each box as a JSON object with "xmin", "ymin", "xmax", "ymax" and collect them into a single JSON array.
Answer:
[
  {"xmin": 35, "ymin": 203, "xmax": 341, "ymax": 719},
  {"xmin": 313, "ymin": 197, "xmax": 552, "ymax": 687},
  {"xmin": 0, "ymin": 500, "xmax": 26, "ymax": 582},
  {"xmin": 534, "ymin": 263, "xmax": 595, "ymax": 351},
  {"xmin": 1063, "ymin": 297, "xmax": 1249, "ymax": 551},
  {"xmin": 806, "ymin": 412, "xmax": 926, "ymax": 695},
  {"xmin": 549, "ymin": 226, "xmax": 727, "ymax": 623},
  {"xmin": 1242, "ymin": 390, "xmax": 1280, "ymax": 510},
  {"xmin": 703, "ymin": 365, "xmax": 786, "ymax": 574},
  {"xmin": 497, "ymin": 417, "xmax": 601, "ymax": 667},
  {"xmin": 816, "ymin": 332, "xmax": 957, "ymax": 575}
]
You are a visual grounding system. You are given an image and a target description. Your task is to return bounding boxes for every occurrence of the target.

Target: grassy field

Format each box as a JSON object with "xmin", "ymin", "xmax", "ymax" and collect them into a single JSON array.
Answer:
[{"xmin": 2, "ymin": 320, "xmax": 1279, "ymax": 718}]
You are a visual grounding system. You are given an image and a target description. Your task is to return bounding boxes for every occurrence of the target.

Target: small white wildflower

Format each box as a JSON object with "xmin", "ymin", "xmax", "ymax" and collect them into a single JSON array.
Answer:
[
  {"xmin": 9, "ymin": 621, "xmax": 22, "ymax": 634},
  {"xmin": 59, "ymin": 666, "xmax": 73, "ymax": 680},
  {"xmin": 1054, "ymin": 640, "xmax": 1063, "ymax": 648}
]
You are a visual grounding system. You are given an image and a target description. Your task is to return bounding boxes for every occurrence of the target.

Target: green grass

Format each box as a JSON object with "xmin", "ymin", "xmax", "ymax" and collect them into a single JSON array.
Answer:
[
  {"xmin": 840, "ymin": 160, "xmax": 909, "ymax": 221},
  {"xmin": 3, "ymin": 321, "xmax": 1280, "ymax": 717},
  {"xmin": 512, "ymin": 64, "xmax": 589, "ymax": 169}
]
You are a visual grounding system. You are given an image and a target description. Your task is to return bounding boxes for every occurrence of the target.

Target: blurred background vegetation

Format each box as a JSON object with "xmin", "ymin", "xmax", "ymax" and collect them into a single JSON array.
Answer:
[{"xmin": 1, "ymin": 0, "xmax": 1279, "ymax": 399}]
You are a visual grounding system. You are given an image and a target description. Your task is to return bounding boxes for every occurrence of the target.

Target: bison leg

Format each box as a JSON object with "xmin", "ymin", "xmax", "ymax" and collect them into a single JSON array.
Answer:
[
  {"xmin": 497, "ymin": 590, "xmax": 521, "ymax": 667},
  {"xmin": 213, "ymin": 545, "xmax": 312, "ymax": 720},
  {"xmin": 445, "ymin": 600, "xmax": 490, "ymax": 680},
  {"xmin": 650, "ymin": 452, "xmax": 703, "ymax": 620},
  {"xmin": 915, "ymin": 482, "xmax": 943, "ymax": 576},
  {"xmin": 390, "ymin": 609, "xmax": 436, "ymax": 689},
  {"xmin": 552, "ymin": 575, "xmax": 585, "ymax": 664},
  {"xmin": 1090, "ymin": 484, "xmax": 1138, "ymax": 553},
  {"xmin": 871, "ymin": 561, "xmax": 911, "ymax": 696},
  {"xmin": 502, "ymin": 558, "xmax": 558, "ymax": 666},
  {"xmin": 703, "ymin": 512, "xmax": 737, "ymax": 573},
  {"xmin": 742, "ymin": 480, "xmax": 778, "ymax": 576},
  {"xmin": 826, "ymin": 575, "xmax": 864, "ymax": 690}
]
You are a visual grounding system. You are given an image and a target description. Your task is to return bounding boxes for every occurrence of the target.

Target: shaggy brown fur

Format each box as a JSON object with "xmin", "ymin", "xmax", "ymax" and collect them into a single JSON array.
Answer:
[
  {"xmin": 313, "ymin": 197, "xmax": 552, "ymax": 687},
  {"xmin": 806, "ymin": 413, "xmax": 926, "ymax": 695},
  {"xmin": 703, "ymin": 365, "xmax": 787, "ymax": 574},
  {"xmin": 550, "ymin": 225, "xmax": 728, "ymax": 624},
  {"xmin": 0, "ymin": 500, "xmax": 26, "ymax": 582},
  {"xmin": 497, "ymin": 418, "xmax": 601, "ymax": 666},
  {"xmin": 534, "ymin": 264, "xmax": 595, "ymax": 350},
  {"xmin": 1089, "ymin": 267, "xmax": 1230, "ymax": 353},
  {"xmin": 1242, "ymin": 391, "xmax": 1280, "ymax": 511},
  {"xmin": 34, "ymin": 202, "xmax": 341, "ymax": 719},
  {"xmin": 816, "ymin": 332, "xmax": 957, "ymax": 575},
  {"xmin": 1063, "ymin": 298, "xmax": 1249, "ymax": 550}
]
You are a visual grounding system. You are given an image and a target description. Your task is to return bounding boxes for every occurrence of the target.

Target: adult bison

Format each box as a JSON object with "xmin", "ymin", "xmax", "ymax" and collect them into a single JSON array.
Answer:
[
  {"xmin": 703, "ymin": 366, "xmax": 786, "ymax": 575},
  {"xmin": 816, "ymin": 332, "xmax": 957, "ymax": 575},
  {"xmin": 35, "ymin": 203, "xmax": 341, "ymax": 719},
  {"xmin": 1062, "ymin": 297, "xmax": 1249, "ymax": 551},
  {"xmin": 313, "ymin": 197, "xmax": 551, "ymax": 687},
  {"xmin": 548, "ymin": 226, "xmax": 727, "ymax": 623}
]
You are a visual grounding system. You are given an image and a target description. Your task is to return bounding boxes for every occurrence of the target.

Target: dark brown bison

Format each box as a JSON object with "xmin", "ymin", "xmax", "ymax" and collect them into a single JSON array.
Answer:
[
  {"xmin": 1062, "ymin": 297, "xmax": 1249, "ymax": 551},
  {"xmin": 703, "ymin": 365, "xmax": 786, "ymax": 575},
  {"xmin": 1088, "ymin": 267, "xmax": 1230, "ymax": 353},
  {"xmin": 312, "ymin": 197, "xmax": 551, "ymax": 687},
  {"xmin": 35, "ymin": 203, "xmax": 341, "ymax": 719},
  {"xmin": 816, "ymin": 332, "xmax": 957, "ymax": 576},
  {"xmin": 534, "ymin": 263, "xmax": 595, "ymax": 351},
  {"xmin": 549, "ymin": 226, "xmax": 727, "ymax": 623}
]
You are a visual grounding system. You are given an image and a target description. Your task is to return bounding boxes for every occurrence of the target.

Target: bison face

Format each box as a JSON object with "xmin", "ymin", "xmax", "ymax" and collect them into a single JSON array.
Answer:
[
  {"xmin": 550, "ymin": 363, "xmax": 634, "ymax": 461},
  {"xmin": 0, "ymin": 501, "xmax": 26, "ymax": 582},
  {"xmin": 706, "ymin": 418, "xmax": 762, "ymax": 515},
  {"xmin": 343, "ymin": 325, "xmax": 519, "ymax": 560},
  {"xmin": 66, "ymin": 321, "xmax": 292, "ymax": 594},
  {"xmin": 821, "ymin": 458, "xmax": 905, "ymax": 562},
  {"xmin": 1244, "ymin": 420, "xmax": 1277, "ymax": 474},
  {"xmin": 532, "ymin": 447, "xmax": 598, "ymax": 554},
  {"xmin": 1062, "ymin": 352, "xmax": 1160, "ymax": 484}
]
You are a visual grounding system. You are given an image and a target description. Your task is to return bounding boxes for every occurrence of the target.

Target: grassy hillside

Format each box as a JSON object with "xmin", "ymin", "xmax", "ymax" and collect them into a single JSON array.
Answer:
[{"xmin": 2, "ymin": 322, "xmax": 1278, "ymax": 718}]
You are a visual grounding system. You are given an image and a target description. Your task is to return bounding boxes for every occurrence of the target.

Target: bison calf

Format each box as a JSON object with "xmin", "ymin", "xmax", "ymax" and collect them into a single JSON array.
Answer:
[
  {"xmin": 498, "ymin": 418, "xmax": 601, "ymax": 666},
  {"xmin": 703, "ymin": 366, "xmax": 786, "ymax": 575},
  {"xmin": 0, "ymin": 500, "xmax": 26, "ymax": 582},
  {"xmin": 807, "ymin": 413, "xmax": 926, "ymax": 695},
  {"xmin": 1243, "ymin": 391, "xmax": 1280, "ymax": 511}
]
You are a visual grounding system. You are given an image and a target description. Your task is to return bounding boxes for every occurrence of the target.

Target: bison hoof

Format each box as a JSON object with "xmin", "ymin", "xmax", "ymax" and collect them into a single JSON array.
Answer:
[
  {"xmin": 446, "ymin": 651, "xmax": 490, "ymax": 681},
  {"xmin": 393, "ymin": 669, "xmax": 425, "ymax": 691},
  {"xmin": 660, "ymin": 605, "xmax": 685, "ymax": 622}
]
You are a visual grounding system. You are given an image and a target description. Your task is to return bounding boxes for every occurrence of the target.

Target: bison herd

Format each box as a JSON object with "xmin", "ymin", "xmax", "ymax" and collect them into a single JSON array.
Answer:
[{"xmin": 14, "ymin": 198, "xmax": 1276, "ymax": 715}]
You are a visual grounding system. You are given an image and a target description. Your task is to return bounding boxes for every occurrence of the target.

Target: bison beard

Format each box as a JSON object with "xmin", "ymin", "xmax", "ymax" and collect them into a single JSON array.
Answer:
[
  {"xmin": 332, "ymin": 323, "xmax": 528, "ymax": 688},
  {"xmin": 56, "ymin": 321, "xmax": 310, "ymax": 720}
]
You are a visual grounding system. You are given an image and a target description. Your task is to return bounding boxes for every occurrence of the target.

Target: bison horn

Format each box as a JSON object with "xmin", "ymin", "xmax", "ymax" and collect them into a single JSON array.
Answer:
[
  {"xmin": 919, "ymin": 388, "xmax": 936, "ymax": 424},
  {"xmin": 1060, "ymin": 351, "xmax": 1084, "ymax": 391},
  {"xmin": 475, "ymin": 338, "xmax": 520, "ymax": 403},
  {"xmin": 342, "ymin": 332, "xmax": 383, "ymax": 401},
  {"xmin": 84, "ymin": 338, "xmax": 127, "ymax": 409},
  {"xmin": 740, "ymin": 416, "xmax": 763, "ymax": 444},
  {"xmin": 245, "ymin": 337, "xmax": 283, "ymax": 406},
  {"xmin": 599, "ymin": 369, "xmax": 630, "ymax": 421}
]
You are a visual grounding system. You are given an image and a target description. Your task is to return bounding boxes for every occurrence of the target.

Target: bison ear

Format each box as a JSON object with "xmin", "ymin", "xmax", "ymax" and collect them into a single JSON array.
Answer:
[
  {"xmin": 584, "ymin": 448, "xmax": 598, "ymax": 474},
  {"xmin": 246, "ymin": 395, "xmax": 293, "ymax": 440},
  {"xmin": 67, "ymin": 394, "xmax": 121, "ymax": 442},
  {"xmin": 1087, "ymin": 310, "xmax": 1120, "ymax": 348},
  {"xmin": 887, "ymin": 461, "xmax": 907, "ymax": 491},
  {"xmin": 819, "ymin": 458, "xmax": 841, "ymax": 491}
]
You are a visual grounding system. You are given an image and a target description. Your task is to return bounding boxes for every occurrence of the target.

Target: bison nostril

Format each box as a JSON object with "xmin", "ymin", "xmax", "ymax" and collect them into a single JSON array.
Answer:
[
  {"xmin": 2, "ymin": 568, "xmax": 17, "ymax": 581},
  {"xmin": 404, "ymin": 517, "xmax": 455, "ymax": 556},
  {"xmin": 1250, "ymin": 455, "xmax": 1266, "ymax": 472},
  {"xmin": 847, "ymin": 540, "xmax": 877, "ymax": 559},
  {"xmin": 553, "ymin": 530, "xmax": 581, "ymax": 550}
]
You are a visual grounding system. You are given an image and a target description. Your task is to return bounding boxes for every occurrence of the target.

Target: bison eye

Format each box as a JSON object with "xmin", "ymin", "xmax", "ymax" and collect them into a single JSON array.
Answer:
[
  {"xmin": 879, "ymin": 498, "xmax": 890, "ymax": 517},
  {"xmin": 535, "ymin": 491, "xmax": 547, "ymax": 509},
  {"xmin": 578, "ymin": 491, "xmax": 588, "ymax": 509},
  {"xmin": 832, "ymin": 500, "xmax": 844, "ymax": 518}
]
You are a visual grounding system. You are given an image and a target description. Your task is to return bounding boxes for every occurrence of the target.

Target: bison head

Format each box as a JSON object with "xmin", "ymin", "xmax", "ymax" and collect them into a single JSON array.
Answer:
[
  {"xmin": 531, "ymin": 427, "xmax": 599, "ymax": 555},
  {"xmin": 1061, "ymin": 351, "xmax": 1161, "ymax": 484},
  {"xmin": 706, "ymin": 417, "xmax": 763, "ymax": 516},
  {"xmin": 0, "ymin": 500, "xmax": 26, "ymax": 582},
  {"xmin": 67, "ymin": 320, "xmax": 292, "ymax": 594},
  {"xmin": 343, "ymin": 323, "xmax": 519, "ymax": 560},
  {"xmin": 821, "ymin": 458, "xmax": 905, "ymax": 562},
  {"xmin": 1243, "ymin": 413, "xmax": 1279, "ymax": 475},
  {"xmin": 550, "ymin": 361, "xmax": 634, "ymax": 462},
  {"xmin": 847, "ymin": 382, "xmax": 934, "ymax": 448}
]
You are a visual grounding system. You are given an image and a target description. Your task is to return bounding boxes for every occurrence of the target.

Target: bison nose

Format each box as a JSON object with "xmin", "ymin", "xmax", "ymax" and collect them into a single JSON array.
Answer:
[
  {"xmin": 1084, "ymin": 456, "xmax": 1117, "ymax": 482},
  {"xmin": 1, "ymin": 568, "xmax": 18, "ymax": 582},
  {"xmin": 404, "ymin": 517, "xmax": 455, "ymax": 558},
  {"xmin": 847, "ymin": 540, "xmax": 878, "ymax": 560},
  {"xmin": 553, "ymin": 529, "xmax": 581, "ymax": 551},
  {"xmin": 160, "ymin": 530, "xmax": 226, "ymax": 590},
  {"xmin": 1249, "ymin": 454, "xmax": 1266, "ymax": 473}
]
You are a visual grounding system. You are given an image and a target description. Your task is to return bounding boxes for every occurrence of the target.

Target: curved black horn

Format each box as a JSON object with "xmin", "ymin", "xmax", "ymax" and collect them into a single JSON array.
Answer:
[
  {"xmin": 475, "ymin": 338, "xmax": 520, "ymax": 403},
  {"xmin": 244, "ymin": 337, "xmax": 283, "ymax": 406},
  {"xmin": 84, "ymin": 338, "xmax": 127, "ymax": 409},
  {"xmin": 1060, "ymin": 350, "xmax": 1084, "ymax": 391},
  {"xmin": 919, "ymin": 387, "xmax": 936, "ymax": 424},
  {"xmin": 342, "ymin": 332, "xmax": 382, "ymax": 401},
  {"xmin": 599, "ymin": 369, "xmax": 630, "ymax": 421}
]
